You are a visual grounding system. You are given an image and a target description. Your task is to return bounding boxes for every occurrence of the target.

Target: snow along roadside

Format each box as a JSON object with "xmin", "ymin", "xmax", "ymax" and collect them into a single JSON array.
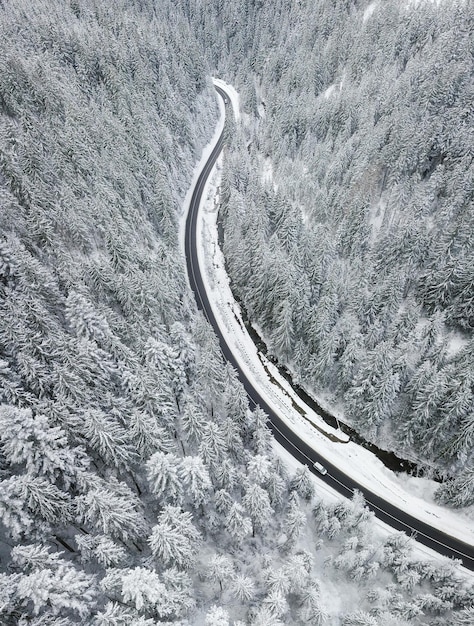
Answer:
[
  {"xmin": 178, "ymin": 80, "xmax": 226, "ymax": 259},
  {"xmin": 191, "ymin": 79, "xmax": 474, "ymax": 572}
]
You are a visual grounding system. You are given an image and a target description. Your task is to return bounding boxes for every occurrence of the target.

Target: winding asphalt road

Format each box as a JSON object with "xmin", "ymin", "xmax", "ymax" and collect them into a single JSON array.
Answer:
[{"xmin": 185, "ymin": 85, "xmax": 474, "ymax": 571}]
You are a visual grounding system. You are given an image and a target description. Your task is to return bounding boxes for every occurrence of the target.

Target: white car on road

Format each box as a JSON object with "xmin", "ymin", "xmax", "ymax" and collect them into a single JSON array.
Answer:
[{"xmin": 313, "ymin": 462, "xmax": 327, "ymax": 475}]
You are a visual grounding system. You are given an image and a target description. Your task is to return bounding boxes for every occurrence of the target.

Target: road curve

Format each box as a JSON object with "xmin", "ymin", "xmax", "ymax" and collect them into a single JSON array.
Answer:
[{"xmin": 184, "ymin": 85, "xmax": 474, "ymax": 571}]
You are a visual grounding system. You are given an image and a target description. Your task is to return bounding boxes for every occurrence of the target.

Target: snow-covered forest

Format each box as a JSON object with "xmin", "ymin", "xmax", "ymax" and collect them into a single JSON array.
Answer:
[
  {"xmin": 178, "ymin": 0, "xmax": 474, "ymax": 505},
  {"xmin": 0, "ymin": 0, "xmax": 473, "ymax": 624}
]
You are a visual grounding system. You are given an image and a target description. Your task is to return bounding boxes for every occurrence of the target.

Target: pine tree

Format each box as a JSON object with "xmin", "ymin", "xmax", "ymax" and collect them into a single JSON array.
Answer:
[
  {"xmin": 249, "ymin": 407, "xmax": 273, "ymax": 455},
  {"xmin": 128, "ymin": 409, "xmax": 175, "ymax": 459},
  {"xmin": 260, "ymin": 565, "xmax": 287, "ymax": 601},
  {"xmin": 205, "ymin": 605, "xmax": 230, "ymax": 626},
  {"xmin": 0, "ymin": 475, "xmax": 37, "ymax": 539},
  {"xmin": 205, "ymin": 554, "xmax": 234, "ymax": 594},
  {"xmin": 144, "ymin": 336, "xmax": 187, "ymax": 411},
  {"xmin": 290, "ymin": 465, "xmax": 315, "ymax": 501},
  {"xmin": 5, "ymin": 544, "xmax": 97, "ymax": 621},
  {"xmin": 0, "ymin": 359, "xmax": 23, "ymax": 405},
  {"xmin": 298, "ymin": 582, "xmax": 327, "ymax": 625},
  {"xmin": 251, "ymin": 607, "xmax": 285, "ymax": 626},
  {"xmin": 221, "ymin": 416, "xmax": 245, "ymax": 460},
  {"xmin": 214, "ymin": 489, "xmax": 233, "ymax": 516},
  {"xmin": 283, "ymin": 492, "xmax": 307, "ymax": 549},
  {"xmin": 342, "ymin": 611, "xmax": 378, "ymax": 626},
  {"xmin": 0, "ymin": 405, "xmax": 88, "ymax": 489},
  {"xmin": 178, "ymin": 455, "xmax": 212, "ymax": 507},
  {"xmin": 120, "ymin": 567, "xmax": 167, "ymax": 613},
  {"xmin": 162, "ymin": 567, "xmax": 195, "ymax": 615},
  {"xmin": 76, "ymin": 477, "xmax": 147, "ymax": 542},
  {"xmin": 146, "ymin": 451, "xmax": 183, "ymax": 504},
  {"xmin": 148, "ymin": 506, "xmax": 201, "ymax": 569},
  {"xmin": 75, "ymin": 534, "xmax": 127, "ymax": 568},
  {"xmin": 213, "ymin": 457, "xmax": 238, "ymax": 491},
  {"xmin": 223, "ymin": 363, "xmax": 249, "ymax": 429},
  {"xmin": 181, "ymin": 402, "xmax": 208, "ymax": 448},
  {"xmin": 247, "ymin": 454, "xmax": 272, "ymax": 485},
  {"xmin": 231, "ymin": 574, "xmax": 255, "ymax": 603},
  {"xmin": 170, "ymin": 321, "xmax": 195, "ymax": 381},
  {"xmin": 242, "ymin": 483, "xmax": 273, "ymax": 537},
  {"xmin": 271, "ymin": 299, "xmax": 294, "ymax": 359},
  {"xmin": 199, "ymin": 421, "xmax": 227, "ymax": 469},
  {"xmin": 452, "ymin": 607, "xmax": 474, "ymax": 625},
  {"xmin": 81, "ymin": 408, "xmax": 136, "ymax": 470},
  {"xmin": 225, "ymin": 502, "xmax": 252, "ymax": 542},
  {"xmin": 15, "ymin": 475, "xmax": 72, "ymax": 526},
  {"xmin": 261, "ymin": 589, "xmax": 289, "ymax": 621},
  {"xmin": 347, "ymin": 342, "xmax": 400, "ymax": 438},
  {"xmin": 65, "ymin": 291, "xmax": 111, "ymax": 344},
  {"xmin": 93, "ymin": 602, "xmax": 146, "ymax": 626},
  {"xmin": 434, "ymin": 467, "xmax": 474, "ymax": 508},
  {"xmin": 265, "ymin": 470, "xmax": 286, "ymax": 507}
]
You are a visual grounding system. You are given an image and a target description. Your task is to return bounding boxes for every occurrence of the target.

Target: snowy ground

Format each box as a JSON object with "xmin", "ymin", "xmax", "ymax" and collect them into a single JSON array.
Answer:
[
  {"xmin": 213, "ymin": 78, "xmax": 241, "ymax": 122},
  {"xmin": 183, "ymin": 78, "xmax": 474, "ymax": 576}
]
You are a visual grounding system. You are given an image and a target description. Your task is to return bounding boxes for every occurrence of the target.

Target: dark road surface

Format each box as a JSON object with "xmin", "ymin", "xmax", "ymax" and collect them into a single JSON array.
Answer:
[{"xmin": 184, "ymin": 84, "xmax": 474, "ymax": 571}]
